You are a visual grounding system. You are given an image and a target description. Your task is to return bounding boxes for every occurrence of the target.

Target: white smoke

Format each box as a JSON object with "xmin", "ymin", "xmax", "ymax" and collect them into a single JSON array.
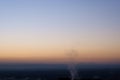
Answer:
[{"xmin": 67, "ymin": 50, "xmax": 79, "ymax": 80}]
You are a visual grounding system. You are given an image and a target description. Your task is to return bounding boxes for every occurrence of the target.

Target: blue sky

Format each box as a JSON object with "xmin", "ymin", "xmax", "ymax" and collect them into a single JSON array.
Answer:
[{"xmin": 0, "ymin": 0, "xmax": 120, "ymax": 63}]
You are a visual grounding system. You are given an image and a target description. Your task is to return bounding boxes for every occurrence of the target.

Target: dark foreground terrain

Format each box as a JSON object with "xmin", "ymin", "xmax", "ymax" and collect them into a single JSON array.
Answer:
[{"xmin": 0, "ymin": 68, "xmax": 120, "ymax": 80}]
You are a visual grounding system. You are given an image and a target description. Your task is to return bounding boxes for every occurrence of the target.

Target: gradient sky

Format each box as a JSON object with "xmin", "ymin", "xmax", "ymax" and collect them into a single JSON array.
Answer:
[{"xmin": 0, "ymin": 0, "xmax": 120, "ymax": 63}]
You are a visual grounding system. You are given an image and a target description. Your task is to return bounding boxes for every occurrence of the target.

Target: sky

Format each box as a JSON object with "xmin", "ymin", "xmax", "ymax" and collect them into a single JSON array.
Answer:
[{"xmin": 0, "ymin": 0, "xmax": 120, "ymax": 64}]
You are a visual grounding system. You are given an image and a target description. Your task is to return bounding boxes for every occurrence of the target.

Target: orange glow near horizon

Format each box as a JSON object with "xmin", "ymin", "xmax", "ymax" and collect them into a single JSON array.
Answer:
[{"xmin": 0, "ymin": 43, "xmax": 120, "ymax": 63}]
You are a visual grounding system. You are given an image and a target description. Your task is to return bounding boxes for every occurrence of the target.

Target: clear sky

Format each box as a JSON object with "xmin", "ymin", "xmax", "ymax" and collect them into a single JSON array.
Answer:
[{"xmin": 0, "ymin": 0, "xmax": 120, "ymax": 64}]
